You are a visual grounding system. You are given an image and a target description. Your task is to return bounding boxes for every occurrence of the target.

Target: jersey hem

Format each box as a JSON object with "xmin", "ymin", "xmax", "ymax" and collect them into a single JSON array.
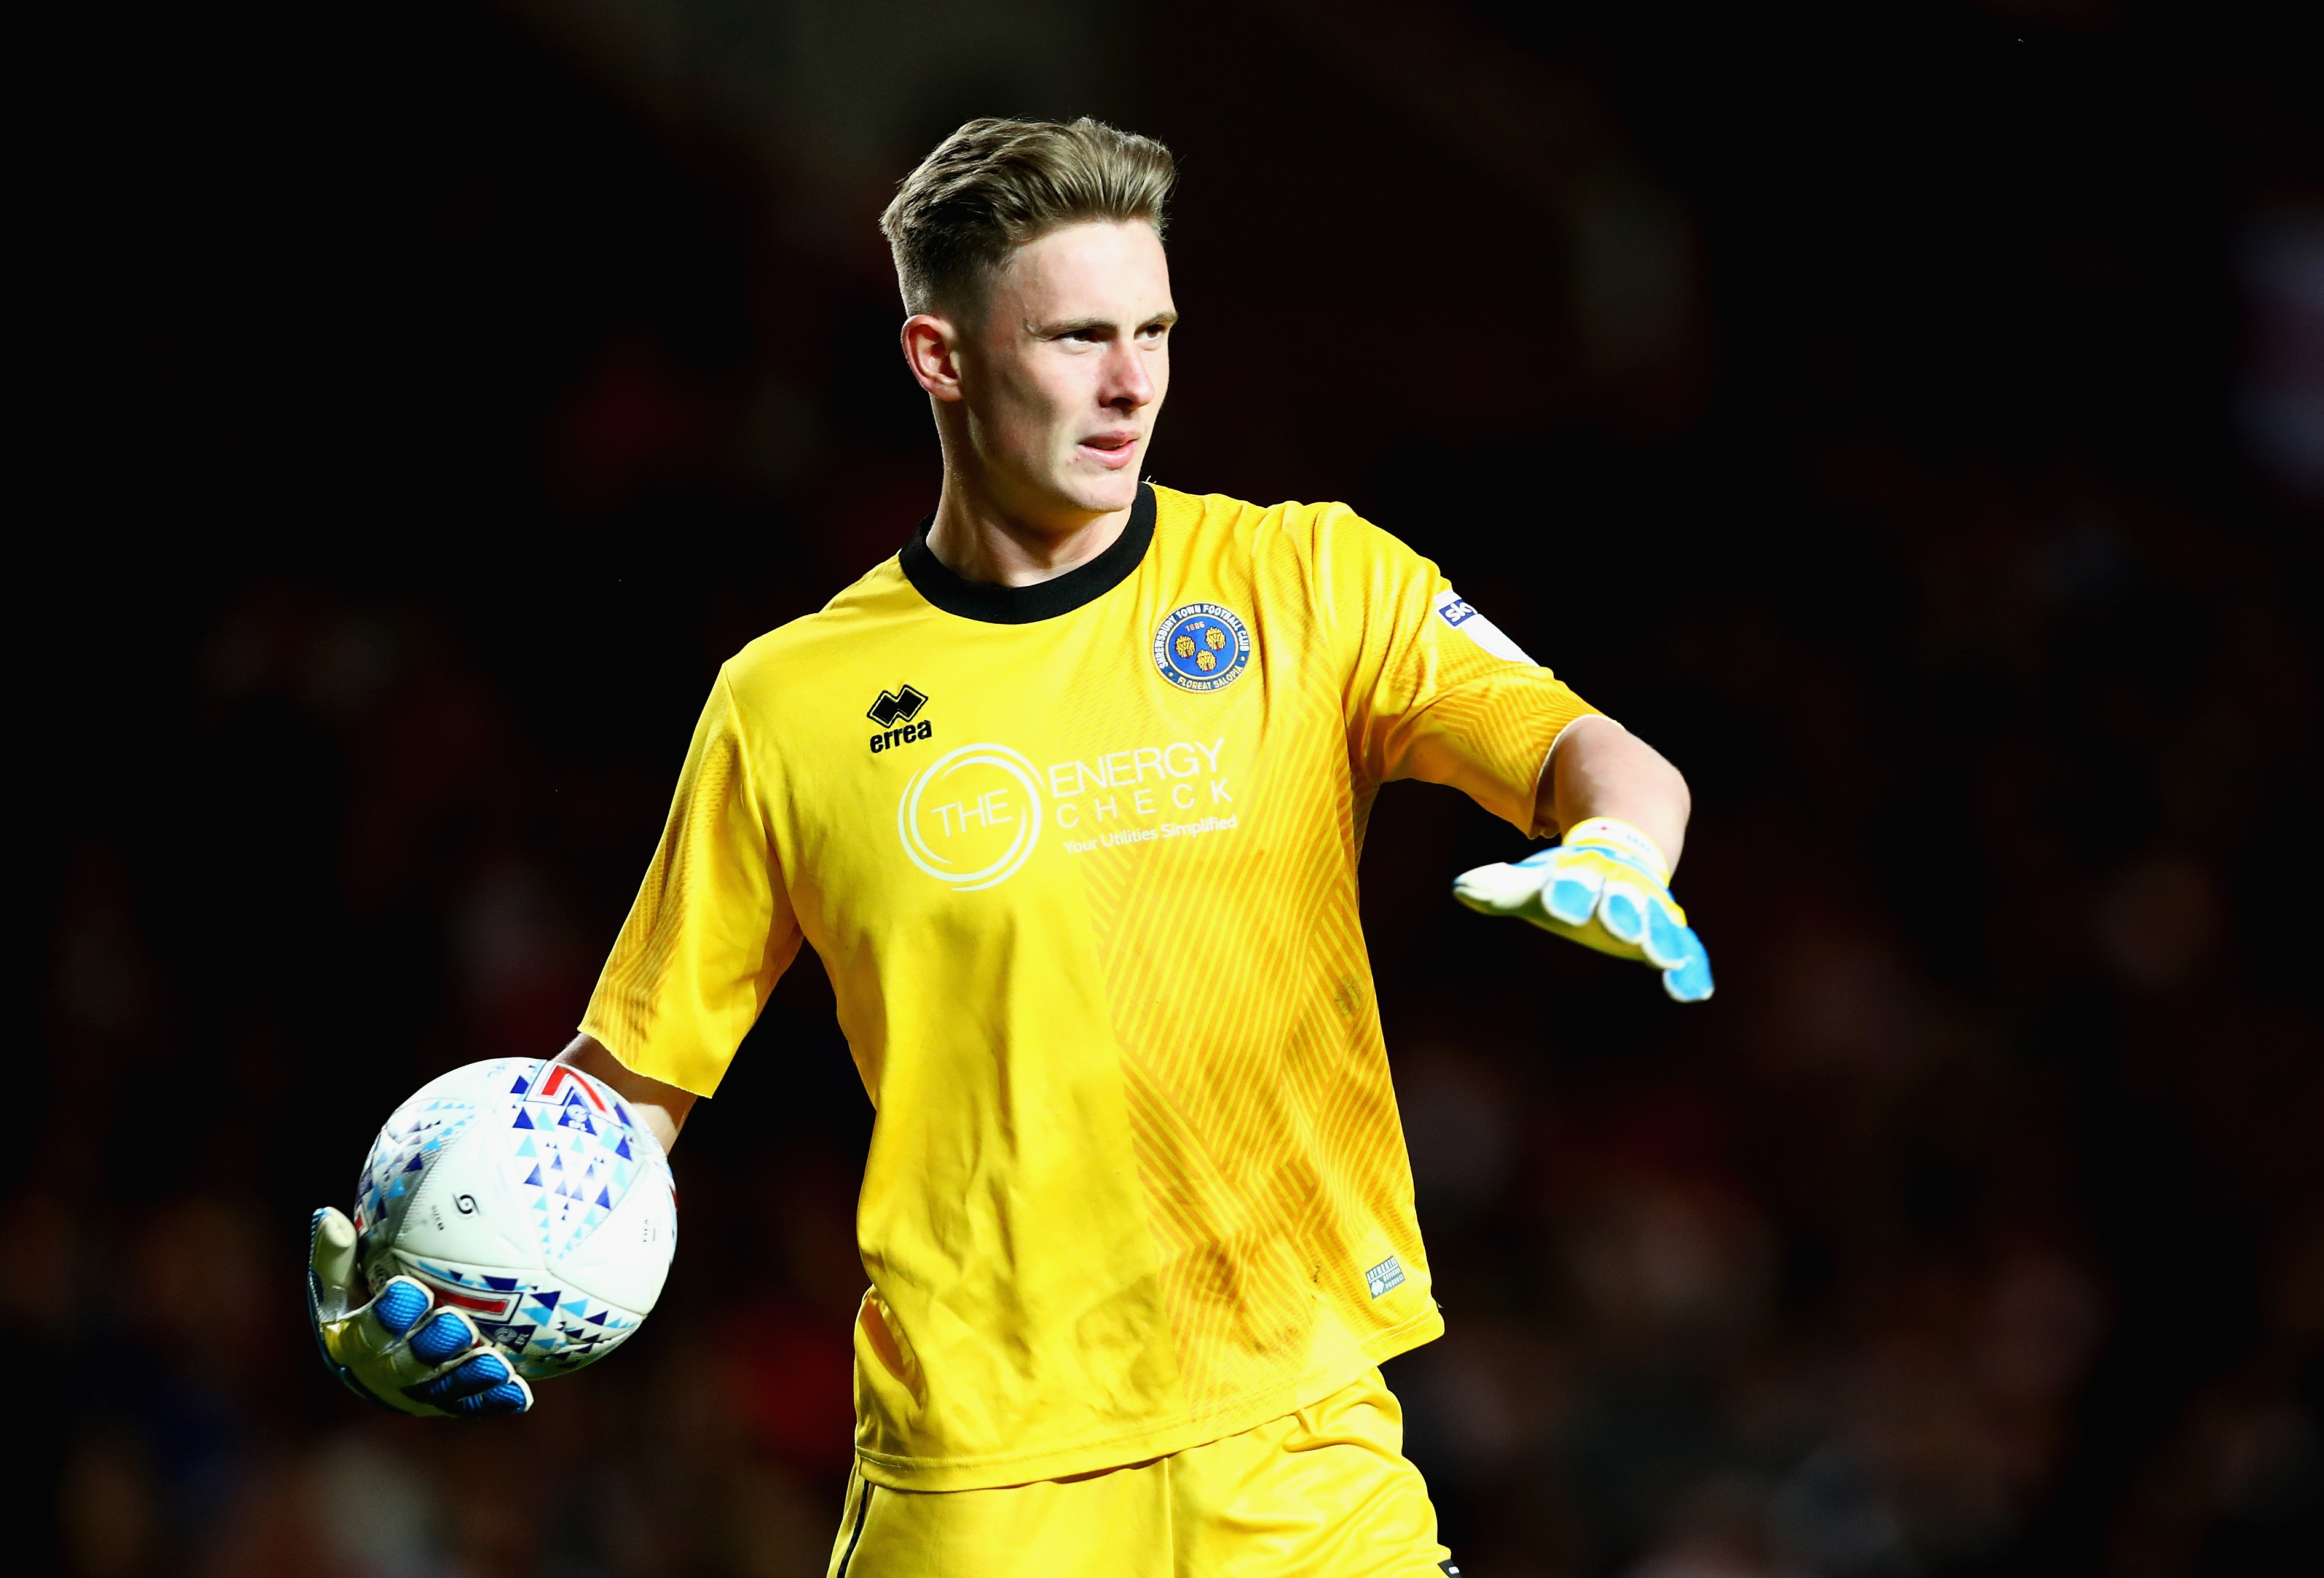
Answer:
[
  {"xmin": 575, "ymin": 1016, "xmax": 725, "ymax": 1101},
  {"xmin": 851, "ymin": 1302, "xmax": 1448, "ymax": 1492}
]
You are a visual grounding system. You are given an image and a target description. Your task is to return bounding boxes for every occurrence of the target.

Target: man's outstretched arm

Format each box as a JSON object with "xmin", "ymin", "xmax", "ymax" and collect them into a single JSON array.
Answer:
[
  {"xmin": 554, "ymin": 1034, "xmax": 697, "ymax": 1154},
  {"xmin": 1533, "ymin": 715, "xmax": 1690, "ymax": 859},
  {"xmin": 1457, "ymin": 715, "xmax": 1714, "ymax": 1002}
]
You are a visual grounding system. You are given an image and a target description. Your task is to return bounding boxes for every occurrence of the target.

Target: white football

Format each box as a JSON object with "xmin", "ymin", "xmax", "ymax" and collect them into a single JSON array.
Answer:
[{"xmin": 349, "ymin": 1058, "xmax": 677, "ymax": 1380}]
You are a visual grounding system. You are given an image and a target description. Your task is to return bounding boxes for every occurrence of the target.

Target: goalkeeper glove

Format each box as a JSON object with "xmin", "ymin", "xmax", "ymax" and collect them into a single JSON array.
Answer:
[
  {"xmin": 1453, "ymin": 816, "xmax": 1714, "ymax": 1002},
  {"xmin": 307, "ymin": 1206, "xmax": 532, "ymax": 1417}
]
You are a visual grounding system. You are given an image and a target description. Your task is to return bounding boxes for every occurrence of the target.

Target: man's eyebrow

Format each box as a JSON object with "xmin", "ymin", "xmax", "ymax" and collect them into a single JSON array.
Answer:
[{"xmin": 1028, "ymin": 309, "xmax": 1181, "ymax": 336}]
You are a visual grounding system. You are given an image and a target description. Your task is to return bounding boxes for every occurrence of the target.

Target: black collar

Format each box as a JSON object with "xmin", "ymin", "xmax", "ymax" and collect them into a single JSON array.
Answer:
[{"xmin": 899, "ymin": 484, "xmax": 1156, "ymax": 624}]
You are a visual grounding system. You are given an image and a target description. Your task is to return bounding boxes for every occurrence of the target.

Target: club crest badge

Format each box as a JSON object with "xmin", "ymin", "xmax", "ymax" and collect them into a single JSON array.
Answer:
[{"xmin": 1152, "ymin": 602, "xmax": 1251, "ymax": 693}]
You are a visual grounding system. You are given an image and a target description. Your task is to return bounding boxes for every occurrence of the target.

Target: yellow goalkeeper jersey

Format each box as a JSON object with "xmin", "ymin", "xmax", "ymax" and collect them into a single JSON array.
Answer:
[{"xmin": 582, "ymin": 483, "xmax": 1597, "ymax": 1490}]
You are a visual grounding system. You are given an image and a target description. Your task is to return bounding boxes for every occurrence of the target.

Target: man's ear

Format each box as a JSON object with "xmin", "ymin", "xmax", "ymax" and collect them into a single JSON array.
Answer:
[{"xmin": 902, "ymin": 313, "xmax": 966, "ymax": 402}]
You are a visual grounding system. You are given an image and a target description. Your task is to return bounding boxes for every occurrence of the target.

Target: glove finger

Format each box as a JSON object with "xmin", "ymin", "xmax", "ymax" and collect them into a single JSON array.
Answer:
[
  {"xmin": 353, "ymin": 1299, "xmax": 494, "ymax": 1407},
  {"xmin": 402, "ymin": 1347, "xmax": 521, "ymax": 1408},
  {"xmin": 1639, "ymin": 895, "xmax": 1696, "ymax": 970},
  {"xmin": 396, "ymin": 1308, "xmax": 534, "ymax": 1417},
  {"xmin": 405, "ymin": 1306, "xmax": 483, "ymax": 1368},
  {"xmin": 309, "ymin": 1208, "xmax": 358, "ymax": 1309},
  {"xmin": 346, "ymin": 1292, "xmax": 474, "ymax": 1385},
  {"xmin": 1596, "ymin": 880, "xmax": 1650, "ymax": 944},
  {"xmin": 375, "ymin": 1279, "xmax": 433, "ymax": 1338},
  {"xmin": 446, "ymin": 1375, "xmax": 533, "ymax": 1417},
  {"xmin": 1452, "ymin": 858, "xmax": 1550, "ymax": 916},
  {"xmin": 324, "ymin": 1276, "xmax": 433, "ymax": 1369},
  {"xmin": 1659, "ymin": 930, "xmax": 1715, "ymax": 1003},
  {"xmin": 1543, "ymin": 866, "xmax": 1604, "ymax": 928},
  {"xmin": 339, "ymin": 1278, "xmax": 433, "ymax": 1362}
]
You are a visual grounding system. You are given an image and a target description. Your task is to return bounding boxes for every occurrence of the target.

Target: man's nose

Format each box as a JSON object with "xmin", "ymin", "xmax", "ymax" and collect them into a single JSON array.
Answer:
[{"xmin": 1101, "ymin": 341, "xmax": 1154, "ymax": 410}]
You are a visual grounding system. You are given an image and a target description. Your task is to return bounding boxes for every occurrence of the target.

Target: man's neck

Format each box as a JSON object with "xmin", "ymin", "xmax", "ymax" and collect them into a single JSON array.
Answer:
[{"xmin": 925, "ymin": 479, "xmax": 1134, "ymax": 588}]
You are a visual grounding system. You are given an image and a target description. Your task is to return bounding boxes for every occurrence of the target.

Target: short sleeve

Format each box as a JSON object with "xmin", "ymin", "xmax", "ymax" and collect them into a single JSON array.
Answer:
[
  {"xmin": 1318, "ymin": 506, "xmax": 1602, "ymax": 834},
  {"xmin": 580, "ymin": 666, "xmax": 803, "ymax": 1096}
]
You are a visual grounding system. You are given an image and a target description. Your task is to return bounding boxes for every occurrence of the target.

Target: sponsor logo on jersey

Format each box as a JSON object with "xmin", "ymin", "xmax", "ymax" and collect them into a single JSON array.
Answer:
[
  {"xmin": 897, "ymin": 743, "xmax": 1045, "ymax": 891},
  {"xmin": 867, "ymin": 684, "xmax": 934, "ymax": 753},
  {"xmin": 1365, "ymin": 1254, "xmax": 1407, "ymax": 1298},
  {"xmin": 897, "ymin": 735, "xmax": 1249, "ymax": 889},
  {"xmin": 1152, "ymin": 602, "xmax": 1251, "ymax": 692},
  {"xmin": 1431, "ymin": 588, "xmax": 1535, "ymax": 664}
]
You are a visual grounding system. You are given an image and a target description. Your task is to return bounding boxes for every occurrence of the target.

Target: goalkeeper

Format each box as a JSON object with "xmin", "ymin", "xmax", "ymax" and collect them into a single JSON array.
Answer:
[{"xmin": 311, "ymin": 116, "xmax": 1708, "ymax": 1574}]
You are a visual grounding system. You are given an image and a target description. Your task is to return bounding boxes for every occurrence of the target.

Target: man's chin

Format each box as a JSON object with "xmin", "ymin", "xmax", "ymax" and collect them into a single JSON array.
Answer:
[{"xmin": 1051, "ymin": 465, "xmax": 1143, "ymax": 516}]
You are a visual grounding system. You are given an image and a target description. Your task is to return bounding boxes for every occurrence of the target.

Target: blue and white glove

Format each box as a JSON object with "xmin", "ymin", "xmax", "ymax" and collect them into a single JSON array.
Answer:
[
  {"xmin": 1453, "ymin": 817, "xmax": 1714, "ymax": 1002},
  {"xmin": 307, "ymin": 1207, "xmax": 531, "ymax": 1417}
]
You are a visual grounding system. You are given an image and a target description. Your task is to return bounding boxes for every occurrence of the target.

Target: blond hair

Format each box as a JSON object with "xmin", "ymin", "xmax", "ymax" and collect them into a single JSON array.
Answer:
[{"xmin": 880, "ymin": 117, "xmax": 1176, "ymax": 319}]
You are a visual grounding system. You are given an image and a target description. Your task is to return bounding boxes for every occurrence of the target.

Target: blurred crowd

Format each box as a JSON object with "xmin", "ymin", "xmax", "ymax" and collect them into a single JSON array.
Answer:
[{"xmin": 18, "ymin": 1, "xmax": 2322, "ymax": 1574}]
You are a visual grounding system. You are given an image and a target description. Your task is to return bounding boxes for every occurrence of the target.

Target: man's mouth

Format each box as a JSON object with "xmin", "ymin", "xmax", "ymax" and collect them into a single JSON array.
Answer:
[{"xmin": 1077, "ymin": 430, "xmax": 1141, "ymax": 469}]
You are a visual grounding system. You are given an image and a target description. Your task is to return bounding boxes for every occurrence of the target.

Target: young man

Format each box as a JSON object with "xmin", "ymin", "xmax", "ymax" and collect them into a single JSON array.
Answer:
[{"xmin": 309, "ymin": 117, "xmax": 1709, "ymax": 1575}]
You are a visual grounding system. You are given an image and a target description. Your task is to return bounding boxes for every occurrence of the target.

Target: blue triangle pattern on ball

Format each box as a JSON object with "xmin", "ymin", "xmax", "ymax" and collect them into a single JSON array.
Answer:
[
  {"xmin": 351, "ymin": 1099, "xmax": 479, "ymax": 1237},
  {"xmin": 474, "ymin": 1058, "xmax": 661, "ymax": 1262}
]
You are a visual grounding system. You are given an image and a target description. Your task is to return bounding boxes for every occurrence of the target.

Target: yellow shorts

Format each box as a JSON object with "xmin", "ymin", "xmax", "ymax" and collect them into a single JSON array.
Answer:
[{"xmin": 825, "ymin": 1367, "xmax": 1455, "ymax": 1578}]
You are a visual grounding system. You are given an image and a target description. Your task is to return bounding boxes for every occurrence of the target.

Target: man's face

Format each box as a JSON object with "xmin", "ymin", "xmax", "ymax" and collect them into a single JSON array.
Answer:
[{"xmin": 955, "ymin": 221, "xmax": 1175, "ymax": 525}]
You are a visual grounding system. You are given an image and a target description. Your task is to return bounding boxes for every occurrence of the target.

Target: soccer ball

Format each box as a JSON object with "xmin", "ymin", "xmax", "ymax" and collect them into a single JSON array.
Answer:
[{"xmin": 349, "ymin": 1058, "xmax": 677, "ymax": 1380}]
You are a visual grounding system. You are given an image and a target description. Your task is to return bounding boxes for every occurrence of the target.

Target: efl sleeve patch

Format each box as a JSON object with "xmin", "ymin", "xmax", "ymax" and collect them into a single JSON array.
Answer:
[{"xmin": 1433, "ymin": 589, "xmax": 1535, "ymax": 665}]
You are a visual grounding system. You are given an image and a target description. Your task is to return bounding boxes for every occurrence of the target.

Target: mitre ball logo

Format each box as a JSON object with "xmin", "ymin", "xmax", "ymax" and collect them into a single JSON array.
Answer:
[{"xmin": 1152, "ymin": 602, "xmax": 1251, "ymax": 692}]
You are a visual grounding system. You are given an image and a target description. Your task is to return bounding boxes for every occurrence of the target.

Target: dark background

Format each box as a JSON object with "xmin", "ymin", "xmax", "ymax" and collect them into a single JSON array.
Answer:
[{"xmin": 15, "ymin": 1, "xmax": 2323, "ymax": 1574}]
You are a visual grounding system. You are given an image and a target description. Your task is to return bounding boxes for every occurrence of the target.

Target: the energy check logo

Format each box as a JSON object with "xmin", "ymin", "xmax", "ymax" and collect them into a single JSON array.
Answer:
[
  {"xmin": 896, "ymin": 743, "xmax": 1045, "ymax": 891},
  {"xmin": 1153, "ymin": 602, "xmax": 1251, "ymax": 692}
]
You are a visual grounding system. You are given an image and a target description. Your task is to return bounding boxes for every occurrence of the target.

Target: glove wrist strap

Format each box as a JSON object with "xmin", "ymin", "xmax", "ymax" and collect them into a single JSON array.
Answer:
[{"xmin": 1560, "ymin": 817, "xmax": 1672, "ymax": 886}]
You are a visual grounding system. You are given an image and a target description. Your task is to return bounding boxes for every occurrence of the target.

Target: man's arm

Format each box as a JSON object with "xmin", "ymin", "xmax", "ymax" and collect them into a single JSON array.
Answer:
[
  {"xmin": 303, "ymin": 1034, "xmax": 697, "ymax": 1420},
  {"xmin": 1535, "ymin": 715, "xmax": 1690, "ymax": 866},
  {"xmin": 554, "ymin": 1034, "xmax": 696, "ymax": 1154},
  {"xmin": 1461, "ymin": 713, "xmax": 1713, "ymax": 1002}
]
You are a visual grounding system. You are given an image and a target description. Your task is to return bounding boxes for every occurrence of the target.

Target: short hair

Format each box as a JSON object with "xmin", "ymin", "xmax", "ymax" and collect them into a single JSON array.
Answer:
[{"xmin": 880, "ymin": 117, "xmax": 1176, "ymax": 319}]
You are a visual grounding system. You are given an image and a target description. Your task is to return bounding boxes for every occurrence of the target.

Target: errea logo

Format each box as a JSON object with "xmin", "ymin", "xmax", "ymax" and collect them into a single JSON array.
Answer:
[{"xmin": 868, "ymin": 685, "xmax": 934, "ymax": 753}]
